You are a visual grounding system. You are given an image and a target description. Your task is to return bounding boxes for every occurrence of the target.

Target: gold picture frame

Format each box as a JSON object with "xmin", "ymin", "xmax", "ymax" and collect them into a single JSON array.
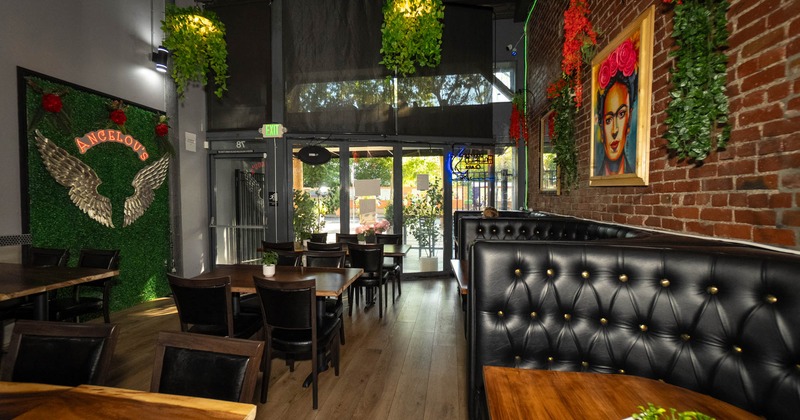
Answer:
[
  {"xmin": 589, "ymin": 5, "xmax": 654, "ymax": 186},
  {"xmin": 540, "ymin": 110, "xmax": 559, "ymax": 194}
]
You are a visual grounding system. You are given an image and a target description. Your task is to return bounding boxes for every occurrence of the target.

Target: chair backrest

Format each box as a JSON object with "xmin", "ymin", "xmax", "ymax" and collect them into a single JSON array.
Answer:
[
  {"xmin": 151, "ymin": 331, "xmax": 263, "ymax": 403},
  {"xmin": 28, "ymin": 247, "xmax": 69, "ymax": 267},
  {"xmin": 1, "ymin": 320, "xmax": 118, "ymax": 386},
  {"xmin": 335, "ymin": 233, "xmax": 360, "ymax": 244},
  {"xmin": 348, "ymin": 243, "xmax": 384, "ymax": 274},
  {"xmin": 275, "ymin": 249, "xmax": 302, "ymax": 266},
  {"xmin": 309, "ymin": 232, "xmax": 328, "ymax": 243},
  {"xmin": 304, "ymin": 250, "xmax": 346, "ymax": 268},
  {"xmin": 167, "ymin": 274, "xmax": 234, "ymax": 337},
  {"xmin": 78, "ymin": 249, "xmax": 120, "ymax": 269},
  {"xmin": 307, "ymin": 241, "xmax": 344, "ymax": 251},
  {"xmin": 262, "ymin": 241, "xmax": 296, "ymax": 251},
  {"xmin": 254, "ymin": 276, "xmax": 316, "ymax": 331},
  {"xmin": 375, "ymin": 234, "xmax": 402, "ymax": 245}
]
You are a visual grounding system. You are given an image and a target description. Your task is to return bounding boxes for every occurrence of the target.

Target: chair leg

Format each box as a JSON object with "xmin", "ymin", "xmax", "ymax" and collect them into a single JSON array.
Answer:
[
  {"xmin": 102, "ymin": 284, "xmax": 112, "ymax": 323},
  {"xmin": 261, "ymin": 342, "xmax": 272, "ymax": 403},
  {"xmin": 312, "ymin": 346, "xmax": 318, "ymax": 409},
  {"xmin": 333, "ymin": 332, "xmax": 340, "ymax": 376},
  {"xmin": 378, "ymin": 284, "xmax": 383, "ymax": 318},
  {"xmin": 347, "ymin": 288, "xmax": 353, "ymax": 317}
]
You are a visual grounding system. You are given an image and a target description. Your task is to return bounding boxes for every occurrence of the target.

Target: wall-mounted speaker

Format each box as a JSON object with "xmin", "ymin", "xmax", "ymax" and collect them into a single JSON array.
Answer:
[{"xmin": 296, "ymin": 145, "xmax": 332, "ymax": 165}]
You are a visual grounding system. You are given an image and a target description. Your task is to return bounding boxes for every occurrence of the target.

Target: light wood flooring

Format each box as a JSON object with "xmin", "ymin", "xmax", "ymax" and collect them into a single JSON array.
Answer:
[{"xmin": 102, "ymin": 275, "xmax": 468, "ymax": 419}]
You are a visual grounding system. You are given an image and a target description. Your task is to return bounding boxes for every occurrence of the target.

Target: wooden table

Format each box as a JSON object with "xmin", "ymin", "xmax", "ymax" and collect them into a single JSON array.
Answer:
[
  {"xmin": 450, "ymin": 258, "xmax": 468, "ymax": 296},
  {"xmin": 0, "ymin": 263, "xmax": 120, "ymax": 320},
  {"xmin": 0, "ymin": 381, "xmax": 256, "ymax": 420},
  {"xmin": 483, "ymin": 366, "xmax": 759, "ymax": 420},
  {"xmin": 194, "ymin": 265, "xmax": 363, "ymax": 297}
]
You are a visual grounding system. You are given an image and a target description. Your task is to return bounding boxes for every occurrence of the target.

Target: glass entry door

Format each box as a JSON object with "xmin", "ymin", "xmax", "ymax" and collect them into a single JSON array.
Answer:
[{"xmin": 209, "ymin": 154, "xmax": 267, "ymax": 265}]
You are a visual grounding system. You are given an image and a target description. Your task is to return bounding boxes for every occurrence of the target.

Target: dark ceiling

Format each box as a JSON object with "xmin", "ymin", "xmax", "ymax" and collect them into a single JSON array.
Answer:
[{"xmin": 448, "ymin": 0, "xmax": 534, "ymax": 21}]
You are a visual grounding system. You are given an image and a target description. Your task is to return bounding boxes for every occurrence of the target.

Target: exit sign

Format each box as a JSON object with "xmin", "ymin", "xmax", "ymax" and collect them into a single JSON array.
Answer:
[{"xmin": 260, "ymin": 123, "xmax": 286, "ymax": 138}]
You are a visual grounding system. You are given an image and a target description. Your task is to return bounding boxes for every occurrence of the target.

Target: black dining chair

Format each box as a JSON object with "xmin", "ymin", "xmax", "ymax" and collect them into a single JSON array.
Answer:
[
  {"xmin": 151, "ymin": 331, "xmax": 263, "ymax": 403},
  {"xmin": 262, "ymin": 241, "xmax": 296, "ymax": 251},
  {"xmin": 347, "ymin": 243, "xmax": 388, "ymax": 318},
  {"xmin": 253, "ymin": 276, "xmax": 341, "ymax": 409},
  {"xmin": 167, "ymin": 274, "xmax": 262, "ymax": 339},
  {"xmin": 275, "ymin": 249, "xmax": 302, "ymax": 266},
  {"xmin": 335, "ymin": 233, "xmax": 360, "ymax": 244},
  {"xmin": 307, "ymin": 241, "xmax": 344, "ymax": 251},
  {"xmin": 304, "ymin": 250, "xmax": 347, "ymax": 345},
  {"xmin": 376, "ymin": 233, "xmax": 403, "ymax": 300},
  {"xmin": 1, "ymin": 320, "xmax": 118, "ymax": 386},
  {"xmin": 309, "ymin": 232, "xmax": 328, "ymax": 243},
  {"xmin": 49, "ymin": 248, "xmax": 120, "ymax": 323}
]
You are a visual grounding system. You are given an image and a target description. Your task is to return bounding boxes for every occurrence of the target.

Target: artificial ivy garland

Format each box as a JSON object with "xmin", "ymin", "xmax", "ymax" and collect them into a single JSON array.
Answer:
[
  {"xmin": 380, "ymin": 0, "xmax": 445, "ymax": 77},
  {"xmin": 663, "ymin": 0, "xmax": 731, "ymax": 161},
  {"xmin": 547, "ymin": 77, "xmax": 579, "ymax": 190},
  {"xmin": 161, "ymin": 5, "xmax": 229, "ymax": 99}
]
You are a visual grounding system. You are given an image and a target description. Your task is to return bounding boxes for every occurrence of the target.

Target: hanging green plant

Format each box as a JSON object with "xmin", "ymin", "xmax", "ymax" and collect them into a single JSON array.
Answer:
[
  {"xmin": 547, "ymin": 77, "xmax": 579, "ymax": 191},
  {"xmin": 663, "ymin": 0, "xmax": 731, "ymax": 162},
  {"xmin": 380, "ymin": 0, "xmax": 445, "ymax": 77},
  {"xmin": 161, "ymin": 4, "xmax": 229, "ymax": 99}
]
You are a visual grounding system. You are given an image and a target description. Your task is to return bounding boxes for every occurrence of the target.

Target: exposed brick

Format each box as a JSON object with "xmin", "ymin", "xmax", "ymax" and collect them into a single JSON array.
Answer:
[
  {"xmin": 686, "ymin": 221, "xmax": 715, "ymax": 236},
  {"xmin": 729, "ymin": 193, "xmax": 749, "ymax": 207},
  {"xmin": 673, "ymin": 207, "xmax": 699, "ymax": 219},
  {"xmin": 758, "ymin": 153, "xmax": 800, "ymax": 172},
  {"xmin": 737, "ymin": 175, "xmax": 778, "ymax": 190},
  {"xmin": 770, "ymin": 192, "xmax": 793, "ymax": 208},
  {"xmin": 763, "ymin": 116, "xmax": 800, "ymax": 138},
  {"xmin": 661, "ymin": 218, "xmax": 684, "ymax": 231},
  {"xmin": 741, "ymin": 27, "xmax": 787, "ymax": 59},
  {"xmin": 729, "ymin": 126, "xmax": 761, "ymax": 143},
  {"xmin": 718, "ymin": 159, "xmax": 756, "ymax": 176},
  {"xmin": 766, "ymin": 80, "xmax": 792, "ymax": 104},
  {"xmin": 753, "ymin": 227, "xmax": 797, "ymax": 246},
  {"xmin": 737, "ymin": 103, "xmax": 785, "ymax": 127},
  {"xmin": 782, "ymin": 171, "xmax": 800, "ymax": 189},
  {"xmin": 702, "ymin": 178, "xmax": 734, "ymax": 191},
  {"xmin": 715, "ymin": 223, "xmax": 753, "ymax": 240},
  {"xmin": 783, "ymin": 210, "xmax": 800, "ymax": 227},
  {"xmin": 712, "ymin": 194, "xmax": 728, "ymax": 207},
  {"xmin": 748, "ymin": 193, "xmax": 770, "ymax": 207},
  {"xmin": 735, "ymin": 209, "xmax": 777, "ymax": 225},
  {"xmin": 644, "ymin": 217, "xmax": 662, "ymax": 228},
  {"xmin": 701, "ymin": 208, "xmax": 733, "ymax": 222}
]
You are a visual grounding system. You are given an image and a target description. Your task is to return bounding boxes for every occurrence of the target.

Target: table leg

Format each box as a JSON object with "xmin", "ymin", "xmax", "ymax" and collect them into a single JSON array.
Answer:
[{"xmin": 33, "ymin": 292, "xmax": 49, "ymax": 321}]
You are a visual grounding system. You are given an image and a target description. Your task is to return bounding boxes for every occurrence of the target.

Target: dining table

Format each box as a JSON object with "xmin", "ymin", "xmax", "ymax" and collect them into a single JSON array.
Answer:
[
  {"xmin": 483, "ymin": 366, "xmax": 760, "ymax": 420},
  {"xmin": 0, "ymin": 381, "xmax": 256, "ymax": 419},
  {"xmin": 0, "ymin": 263, "xmax": 120, "ymax": 320},
  {"xmin": 193, "ymin": 264, "xmax": 363, "ymax": 297}
]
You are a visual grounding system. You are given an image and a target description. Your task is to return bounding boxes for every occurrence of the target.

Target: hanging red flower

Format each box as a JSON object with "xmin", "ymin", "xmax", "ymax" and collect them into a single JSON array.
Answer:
[
  {"xmin": 508, "ymin": 91, "xmax": 529, "ymax": 147},
  {"xmin": 107, "ymin": 99, "xmax": 129, "ymax": 133},
  {"xmin": 41, "ymin": 94, "xmax": 63, "ymax": 113},
  {"xmin": 155, "ymin": 122, "xmax": 169, "ymax": 137},
  {"xmin": 561, "ymin": 0, "xmax": 597, "ymax": 108}
]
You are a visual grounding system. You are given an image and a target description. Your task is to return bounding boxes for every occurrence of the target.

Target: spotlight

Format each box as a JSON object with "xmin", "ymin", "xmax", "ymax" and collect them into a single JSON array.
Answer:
[
  {"xmin": 506, "ymin": 44, "xmax": 513, "ymax": 51},
  {"xmin": 152, "ymin": 46, "xmax": 169, "ymax": 73}
]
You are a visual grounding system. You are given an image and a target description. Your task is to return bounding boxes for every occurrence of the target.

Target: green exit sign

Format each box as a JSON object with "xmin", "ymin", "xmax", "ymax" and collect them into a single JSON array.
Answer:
[{"xmin": 260, "ymin": 123, "xmax": 285, "ymax": 138}]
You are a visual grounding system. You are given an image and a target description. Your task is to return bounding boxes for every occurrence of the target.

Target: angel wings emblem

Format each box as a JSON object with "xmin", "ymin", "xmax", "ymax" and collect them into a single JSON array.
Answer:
[{"xmin": 34, "ymin": 130, "xmax": 170, "ymax": 228}]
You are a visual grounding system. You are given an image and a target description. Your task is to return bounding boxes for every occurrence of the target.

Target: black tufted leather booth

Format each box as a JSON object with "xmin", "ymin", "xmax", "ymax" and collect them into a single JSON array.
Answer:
[
  {"xmin": 457, "ymin": 216, "xmax": 652, "ymax": 260},
  {"xmin": 468, "ymin": 241, "xmax": 800, "ymax": 420}
]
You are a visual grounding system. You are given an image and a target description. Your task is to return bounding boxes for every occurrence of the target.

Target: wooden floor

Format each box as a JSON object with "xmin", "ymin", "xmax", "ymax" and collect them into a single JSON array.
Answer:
[{"xmin": 102, "ymin": 275, "xmax": 468, "ymax": 419}]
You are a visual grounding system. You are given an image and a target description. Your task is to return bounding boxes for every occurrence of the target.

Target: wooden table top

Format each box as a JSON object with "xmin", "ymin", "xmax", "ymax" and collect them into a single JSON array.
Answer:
[
  {"xmin": 450, "ymin": 259, "xmax": 468, "ymax": 295},
  {"xmin": 194, "ymin": 265, "xmax": 363, "ymax": 297},
  {"xmin": 483, "ymin": 366, "xmax": 759, "ymax": 420},
  {"xmin": 0, "ymin": 381, "xmax": 255, "ymax": 420},
  {"xmin": 0, "ymin": 263, "xmax": 120, "ymax": 301}
]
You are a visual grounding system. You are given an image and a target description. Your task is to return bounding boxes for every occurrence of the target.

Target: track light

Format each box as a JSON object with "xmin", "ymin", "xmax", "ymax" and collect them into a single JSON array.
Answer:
[
  {"xmin": 508, "ymin": 33, "xmax": 524, "ymax": 57},
  {"xmin": 152, "ymin": 46, "xmax": 169, "ymax": 73}
]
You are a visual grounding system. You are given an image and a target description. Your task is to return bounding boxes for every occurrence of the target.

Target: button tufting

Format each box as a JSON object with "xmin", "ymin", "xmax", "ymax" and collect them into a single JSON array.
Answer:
[
  {"xmin": 733, "ymin": 345, "xmax": 742, "ymax": 353},
  {"xmin": 581, "ymin": 361, "xmax": 589, "ymax": 367},
  {"xmin": 681, "ymin": 333, "xmax": 690, "ymax": 341},
  {"xmin": 546, "ymin": 268, "xmax": 554, "ymax": 276},
  {"xmin": 581, "ymin": 271, "xmax": 590, "ymax": 279},
  {"xmin": 477, "ymin": 227, "xmax": 483, "ymax": 233},
  {"xmin": 514, "ymin": 355, "xmax": 521, "ymax": 362},
  {"xmin": 531, "ymin": 311, "xmax": 537, "ymax": 318},
  {"xmin": 600, "ymin": 317, "xmax": 608, "ymax": 325},
  {"xmin": 619, "ymin": 274, "xmax": 628, "ymax": 282},
  {"xmin": 660, "ymin": 279, "xmax": 670, "ymax": 287},
  {"xmin": 639, "ymin": 324, "xmax": 648, "ymax": 332},
  {"xmin": 707, "ymin": 286, "xmax": 719, "ymax": 295},
  {"xmin": 564, "ymin": 314, "xmax": 572, "ymax": 321},
  {"xmin": 618, "ymin": 369, "xmax": 625, "ymax": 374},
  {"xmin": 497, "ymin": 310, "xmax": 504, "ymax": 317},
  {"xmin": 796, "ymin": 364, "xmax": 800, "ymax": 370},
  {"xmin": 547, "ymin": 356, "xmax": 554, "ymax": 362},
  {"xmin": 514, "ymin": 268, "xmax": 522, "ymax": 277},
  {"xmin": 767, "ymin": 295, "xmax": 778, "ymax": 304}
]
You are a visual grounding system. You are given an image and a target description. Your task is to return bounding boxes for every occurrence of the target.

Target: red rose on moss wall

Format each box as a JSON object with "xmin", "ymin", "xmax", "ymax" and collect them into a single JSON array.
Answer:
[
  {"xmin": 41, "ymin": 93, "xmax": 63, "ymax": 113},
  {"xmin": 155, "ymin": 122, "xmax": 169, "ymax": 137},
  {"xmin": 110, "ymin": 109, "xmax": 127, "ymax": 125}
]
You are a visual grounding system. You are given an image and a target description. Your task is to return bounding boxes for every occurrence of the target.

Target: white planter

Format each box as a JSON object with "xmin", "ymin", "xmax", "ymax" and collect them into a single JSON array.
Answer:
[
  {"xmin": 262, "ymin": 264, "xmax": 276, "ymax": 277},
  {"xmin": 419, "ymin": 257, "xmax": 439, "ymax": 272}
]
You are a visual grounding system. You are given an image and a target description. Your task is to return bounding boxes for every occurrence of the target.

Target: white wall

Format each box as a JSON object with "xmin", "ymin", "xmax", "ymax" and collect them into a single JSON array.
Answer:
[{"xmin": 0, "ymin": 0, "xmax": 210, "ymax": 276}]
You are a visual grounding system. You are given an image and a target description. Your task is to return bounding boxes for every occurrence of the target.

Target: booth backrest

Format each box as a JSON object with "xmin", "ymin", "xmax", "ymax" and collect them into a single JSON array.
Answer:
[
  {"xmin": 468, "ymin": 241, "xmax": 800, "ymax": 420},
  {"xmin": 457, "ymin": 216, "xmax": 652, "ymax": 260}
]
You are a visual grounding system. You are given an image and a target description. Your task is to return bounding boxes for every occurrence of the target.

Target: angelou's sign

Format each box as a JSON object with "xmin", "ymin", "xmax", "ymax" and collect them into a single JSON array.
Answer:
[{"xmin": 74, "ymin": 129, "xmax": 149, "ymax": 161}]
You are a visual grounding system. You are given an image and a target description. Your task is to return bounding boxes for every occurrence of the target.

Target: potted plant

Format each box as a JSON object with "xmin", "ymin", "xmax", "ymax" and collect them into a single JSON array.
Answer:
[
  {"xmin": 161, "ymin": 4, "xmax": 229, "ymax": 100},
  {"xmin": 404, "ymin": 179, "xmax": 443, "ymax": 271},
  {"xmin": 293, "ymin": 189, "xmax": 316, "ymax": 243},
  {"xmin": 261, "ymin": 250, "xmax": 278, "ymax": 277}
]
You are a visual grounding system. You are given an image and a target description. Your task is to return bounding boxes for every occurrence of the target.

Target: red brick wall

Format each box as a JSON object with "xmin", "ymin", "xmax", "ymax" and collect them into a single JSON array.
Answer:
[{"xmin": 525, "ymin": 0, "xmax": 800, "ymax": 250}]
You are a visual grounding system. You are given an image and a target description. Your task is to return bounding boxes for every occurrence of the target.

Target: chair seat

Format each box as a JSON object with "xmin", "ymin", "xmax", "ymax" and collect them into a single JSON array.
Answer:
[
  {"xmin": 187, "ymin": 312, "xmax": 262, "ymax": 339},
  {"xmin": 239, "ymin": 293, "xmax": 261, "ymax": 314},
  {"xmin": 270, "ymin": 317, "xmax": 340, "ymax": 354}
]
